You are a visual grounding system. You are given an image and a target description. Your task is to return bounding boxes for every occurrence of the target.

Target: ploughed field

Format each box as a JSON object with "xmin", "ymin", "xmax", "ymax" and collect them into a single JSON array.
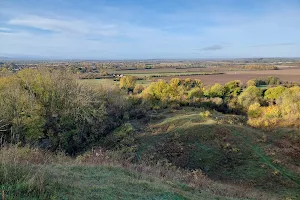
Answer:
[
  {"xmin": 83, "ymin": 66, "xmax": 300, "ymax": 86},
  {"xmin": 146, "ymin": 66, "xmax": 300, "ymax": 85},
  {"xmin": 159, "ymin": 70, "xmax": 300, "ymax": 85}
]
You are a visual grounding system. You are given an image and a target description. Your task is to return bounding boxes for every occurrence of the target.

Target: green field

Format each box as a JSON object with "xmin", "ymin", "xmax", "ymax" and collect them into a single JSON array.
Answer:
[
  {"xmin": 79, "ymin": 79, "xmax": 119, "ymax": 86},
  {"xmin": 121, "ymin": 72, "xmax": 222, "ymax": 78},
  {"xmin": 79, "ymin": 79, "xmax": 152, "ymax": 87}
]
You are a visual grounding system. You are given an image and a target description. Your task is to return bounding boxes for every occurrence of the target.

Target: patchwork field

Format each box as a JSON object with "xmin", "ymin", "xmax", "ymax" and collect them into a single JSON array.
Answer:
[{"xmin": 82, "ymin": 66, "xmax": 300, "ymax": 86}]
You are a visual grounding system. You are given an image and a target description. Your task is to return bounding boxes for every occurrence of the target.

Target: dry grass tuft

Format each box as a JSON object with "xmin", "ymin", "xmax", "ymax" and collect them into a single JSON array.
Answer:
[
  {"xmin": 0, "ymin": 145, "xmax": 283, "ymax": 199},
  {"xmin": 76, "ymin": 147, "xmax": 278, "ymax": 200}
]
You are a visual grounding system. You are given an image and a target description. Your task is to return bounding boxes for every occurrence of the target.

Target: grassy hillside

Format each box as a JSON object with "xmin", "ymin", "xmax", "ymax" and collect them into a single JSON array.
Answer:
[
  {"xmin": 21, "ymin": 165, "xmax": 234, "ymax": 200},
  {"xmin": 2, "ymin": 108, "xmax": 299, "ymax": 199},
  {"xmin": 1, "ymin": 147, "xmax": 249, "ymax": 200},
  {"xmin": 128, "ymin": 108, "xmax": 300, "ymax": 199}
]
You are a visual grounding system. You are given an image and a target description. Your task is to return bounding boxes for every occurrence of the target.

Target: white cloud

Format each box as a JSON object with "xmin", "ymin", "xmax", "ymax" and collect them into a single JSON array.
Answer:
[
  {"xmin": 0, "ymin": 27, "xmax": 11, "ymax": 32},
  {"xmin": 8, "ymin": 15, "xmax": 118, "ymax": 37}
]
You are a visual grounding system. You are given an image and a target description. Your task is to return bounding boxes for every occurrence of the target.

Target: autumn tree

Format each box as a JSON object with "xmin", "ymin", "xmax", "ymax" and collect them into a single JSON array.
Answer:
[
  {"xmin": 188, "ymin": 87, "xmax": 203, "ymax": 100},
  {"xmin": 276, "ymin": 86, "xmax": 300, "ymax": 119},
  {"xmin": 167, "ymin": 78, "xmax": 185, "ymax": 101},
  {"xmin": 224, "ymin": 80, "xmax": 242, "ymax": 97},
  {"xmin": 264, "ymin": 86, "xmax": 286, "ymax": 104},
  {"xmin": 247, "ymin": 79, "xmax": 257, "ymax": 87},
  {"xmin": 204, "ymin": 83, "xmax": 225, "ymax": 98},
  {"xmin": 142, "ymin": 80, "xmax": 169, "ymax": 102},
  {"xmin": 238, "ymin": 86, "xmax": 262, "ymax": 109},
  {"xmin": 0, "ymin": 68, "xmax": 129, "ymax": 154},
  {"xmin": 119, "ymin": 76, "xmax": 136, "ymax": 92},
  {"xmin": 265, "ymin": 76, "xmax": 281, "ymax": 85}
]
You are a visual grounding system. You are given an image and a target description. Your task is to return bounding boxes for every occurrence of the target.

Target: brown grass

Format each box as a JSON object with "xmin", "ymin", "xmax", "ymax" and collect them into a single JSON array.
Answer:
[
  {"xmin": 0, "ymin": 146, "xmax": 278, "ymax": 200},
  {"xmin": 77, "ymin": 148, "xmax": 278, "ymax": 200}
]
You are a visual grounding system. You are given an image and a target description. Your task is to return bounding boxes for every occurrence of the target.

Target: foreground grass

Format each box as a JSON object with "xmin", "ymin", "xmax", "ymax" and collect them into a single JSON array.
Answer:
[
  {"xmin": 0, "ymin": 147, "xmax": 245, "ymax": 200},
  {"xmin": 43, "ymin": 165, "xmax": 236, "ymax": 200}
]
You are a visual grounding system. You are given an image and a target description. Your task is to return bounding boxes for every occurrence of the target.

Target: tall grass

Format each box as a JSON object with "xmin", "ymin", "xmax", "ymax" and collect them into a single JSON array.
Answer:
[
  {"xmin": 0, "ymin": 146, "xmax": 70, "ymax": 199},
  {"xmin": 76, "ymin": 148, "xmax": 277, "ymax": 200},
  {"xmin": 0, "ymin": 146, "xmax": 278, "ymax": 200}
]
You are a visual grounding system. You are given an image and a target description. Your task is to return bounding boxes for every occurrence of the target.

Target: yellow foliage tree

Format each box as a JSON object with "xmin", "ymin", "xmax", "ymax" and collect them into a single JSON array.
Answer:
[{"xmin": 119, "ymin": 76, "xmax": 136, "ymax": 92}]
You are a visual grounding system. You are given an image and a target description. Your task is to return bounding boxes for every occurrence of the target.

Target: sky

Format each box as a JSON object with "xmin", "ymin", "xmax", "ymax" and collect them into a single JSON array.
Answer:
[{"xmin": 0, "ymin": 0, "xmax": 300, "ymax": 59}]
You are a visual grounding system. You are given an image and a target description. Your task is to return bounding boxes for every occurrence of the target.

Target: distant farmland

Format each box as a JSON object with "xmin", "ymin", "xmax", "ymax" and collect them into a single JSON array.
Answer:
[
  {"xmin": 157, "ymin": 68, "xmax": 300, "ymax": 85},
  {"xmin": 82, "ymin": 66, "xmax": 300, "ymax": 86}
]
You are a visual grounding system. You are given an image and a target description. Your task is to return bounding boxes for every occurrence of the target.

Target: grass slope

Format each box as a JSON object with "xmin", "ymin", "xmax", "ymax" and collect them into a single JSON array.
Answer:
[
  {"xmin": 1, "ymin": 163, "xmax": 239, "ymax": 200},
  {"xmin": 48, "ymin": 165, "xmax": 237, "ymax": 200},
  {"xmin": 133, "ymin": 108, "xmax": 300, "ymax": 199}
]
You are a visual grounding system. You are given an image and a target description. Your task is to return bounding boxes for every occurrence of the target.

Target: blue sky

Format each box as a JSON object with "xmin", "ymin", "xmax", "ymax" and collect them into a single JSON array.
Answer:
[{"xmin": 0, "ymin": 0, "xmax": 300, "ymax": 59}]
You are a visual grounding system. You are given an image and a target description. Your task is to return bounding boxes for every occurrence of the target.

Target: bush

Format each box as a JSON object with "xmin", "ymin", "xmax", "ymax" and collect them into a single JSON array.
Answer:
[
  {"xmin": 238, "ymin": 86, "xmax": 262, "ymax": 109},
  {"xmin": 204, "ymin": 83, "xmax": 225, "ymax": 98},
  {"xmin": 133, "ymin": 84, "xmax": 144, "ymax": 94},
  {"xmin": 264, "ymin": 86, "xmax": 286, "ymax": 103},
  {"xmin": 247, "ymin": 79, "xmax": 257, "ymax": 87},
  {"xmin": 248, "ymin": 103, "xmax": 262, "ymax": 118},
  {"xmin": 103, "ymin": 123, "xmax": 135, "ymax": 150},
  {"xmin": 0, "ymin": 69, "xmax": 130, "ymax": 154},
  {"xmin": 224, "ymin": 80, "xmax": 242, "ymax": 97},
  {"xmin": 119, "ymin": 76, "xmax": 136, "ymax": 92},
  {"xmin": 276, "ymin": 86, "xmax": 300, "ymax": 119},
  {"xmin": 199, "ymin": 111, "xmax": 212, "ymax": 118},
  {"xmin": 187, "ymin": 87, "xmax": 203, "ymax": 99}
]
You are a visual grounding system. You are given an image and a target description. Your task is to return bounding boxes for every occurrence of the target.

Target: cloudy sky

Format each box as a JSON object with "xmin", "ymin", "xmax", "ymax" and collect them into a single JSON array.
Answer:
[{"xmin": 0, "ymin": 0, "xmax": 300, "ymax": 59}]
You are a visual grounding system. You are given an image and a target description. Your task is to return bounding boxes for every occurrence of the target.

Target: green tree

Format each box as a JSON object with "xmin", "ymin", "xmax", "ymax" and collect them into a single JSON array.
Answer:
[
  {"xmin": 264, "ymin": 86, "xmax": 286, "ymax": 104},
  {"xmin": 167, "ymin": 78, "xmax": 185, "ymax": 101},
  {"xmin": 276, "ymin": 86, "xmax": 300, "ymax": 118},
  {"xmin": 265, "ymin": 76, "xmax": 281, "ymax": 85},
  {"xmin": 187, "ymin": 87, "xmax": 203, "ymax": 99},
  {"xmin": 204, "ymin": 83, "xmax": 225, "ymax": 98},
  {"xmin": 238, "ymin": 86, "xmax": 262, "ymax": 109},
  {"xmin": 247, "ymin": 79, "xmax": 257, "ymax": 87},
  {"xmin": 142, "ymin": 80, "xmax": 169, "ymax": 102},
  {"xmin": 224, "ymin": 80, "xmax": 242, "ymax": 97}
]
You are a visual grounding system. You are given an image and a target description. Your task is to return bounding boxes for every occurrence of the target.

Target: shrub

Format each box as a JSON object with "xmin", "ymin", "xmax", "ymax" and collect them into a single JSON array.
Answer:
[
  {"xmin": 265, "ymin": 76, "xmax": 281, "ymax": 85},
  {"xmin": 204, "ymin": 83, "xmax": 225, "ymax": 98},
  {"xmin": 0, "ymin": 69, "xmax": 130, "ymax": 154},
  {"xmin": 238, "ymin": 86, "xmax": 262, "ymax": 109},
  {"xmin": 133, "ymin": 84, "xmax": 144, "ymax": 94},
  {"xmin": 200, "ymin": 111, "xmax": 212, "ymax": 118},
  {"xmin": 103, "ymin": 123, "xmax": 135, "ymax": 150},
  {"xmin": 119, "ymin": 76, "xmax": 136, "ymax": 92},
  {"xmin": 264, "ymin": 86, "xmax": 286, "ymax": 103},
  {"xmin": 276, "ymin": 86, "xmax": 300, "ymax": 119},
  {"xmin": 248, "ymin": 103, "xmax": 262, "ymax": 118},
  {"xmin": 247, "ymin": 79, "xmax": 257, "ymax": 87},
  {"xmin": 263, "ymin": 105, "xmax": 281, "ymax": 119},
  {"xmin": 224, "ymin": 80, "xmax": 242, "ymax": 97},
  {"xmin": 211, "ymin": 97, "xmax": 223, "ymax": 106},
  {"xmin": 187, "ymin": 87, "xmax": 203, "ymax": 99}
]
